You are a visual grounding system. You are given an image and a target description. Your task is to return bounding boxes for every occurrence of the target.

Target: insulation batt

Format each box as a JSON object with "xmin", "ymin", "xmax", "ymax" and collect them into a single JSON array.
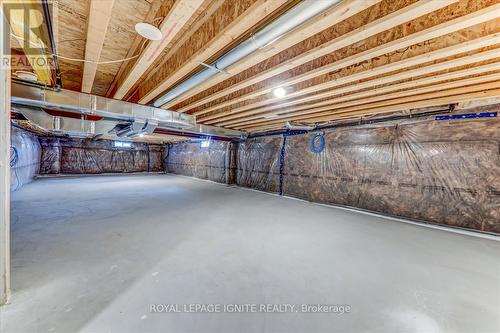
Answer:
[
  {"xmin": 10, "ymin": 126, "xmax": 41, "ymax": 191},
  {"xmin": 39, "ymin": 137, "xmax": 164, "ymax": 174},
  {"xmin": 168, "ymin": 107, "xmax": 500, "ymax": 234}
]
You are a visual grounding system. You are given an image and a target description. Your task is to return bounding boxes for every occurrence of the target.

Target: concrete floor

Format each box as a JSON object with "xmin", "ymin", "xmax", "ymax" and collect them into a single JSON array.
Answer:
[{"xmin": 1, "ymin": 174, "xmax": 499, "ymax": 333}]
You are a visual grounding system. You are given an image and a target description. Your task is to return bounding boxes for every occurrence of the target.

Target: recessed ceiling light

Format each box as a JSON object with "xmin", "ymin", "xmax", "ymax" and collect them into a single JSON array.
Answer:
[
  {"xmin": 135, "ymin": 22, "xmax": 163, "ymax": 41},
  {"xmin": 273, "ymin": 87, "xmax": 286, "ymax": 98}
]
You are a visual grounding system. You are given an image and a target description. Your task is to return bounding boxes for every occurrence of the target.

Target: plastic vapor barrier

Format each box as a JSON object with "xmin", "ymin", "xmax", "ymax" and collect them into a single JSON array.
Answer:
[
  {"xmin": 165, "ymin": 140, "xmax": 234, "ymax": 183},
  {"xmin": 39, "ymin": 137, "xmax": 164, "ymax": 174},
  {"xmin": 236, "ymin": 136, "xmax": 282, "ymax": 193},
  {"xmin": 283, "ymin": 115, "xmax": 499, "ymax": 233},
  {"xmin": 10, "ymin": 125, "xmax": 41, "ymax": 191},
  {"xmin": 233, "ymin": 106, "xmax": 500, "ymax": 234}
]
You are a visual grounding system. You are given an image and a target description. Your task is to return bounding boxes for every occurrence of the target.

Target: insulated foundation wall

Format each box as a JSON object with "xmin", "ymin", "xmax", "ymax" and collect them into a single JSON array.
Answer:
[
  {"xmin": 167, "ymin": 106, "xmax": 500, "ymax": 234},
  {"xmin": 282, "ymin": 117, "xmax": 499, "ymax": 234},
  {"xmin": 236, "ymin": 136, "xmax": 282, "ymax": 193},
  {"xmin": 39, "ymin": 137, "xmax": 164, "ymax": 174},
  {"xmin": 10, "ymin": 126, "xmax": 41, "ymax": 191},
  {"xmin": 165, "ymin": 141, "xmax": 236, "ymax": 184}
]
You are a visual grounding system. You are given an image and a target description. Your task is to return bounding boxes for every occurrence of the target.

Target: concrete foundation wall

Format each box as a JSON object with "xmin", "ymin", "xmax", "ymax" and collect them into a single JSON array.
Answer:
[
  {"xmin": 10, "ymin": 126, "xmax": 41, "ymax": 191},
  {"xmin": 39, "ymin": 137, "xmax": 164, "ymax": 175},
  {"xmin": 167, "ymin": 107, "xmax": 500, "ymax": 234}
]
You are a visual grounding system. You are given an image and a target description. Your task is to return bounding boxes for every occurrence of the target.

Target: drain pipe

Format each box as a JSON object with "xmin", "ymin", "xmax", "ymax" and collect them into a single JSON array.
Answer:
[{"xmin": 152, "ymin": 0, "xmax": 341, "ymax": 107}]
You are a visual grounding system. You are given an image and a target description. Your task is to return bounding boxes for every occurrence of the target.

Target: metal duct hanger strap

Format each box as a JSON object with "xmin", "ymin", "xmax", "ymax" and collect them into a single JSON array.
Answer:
[
  {"xmin": 152, "ymin": 0, "xmax": 341, "ymax": 107},
  {"xmin": 116, "ymin": 119, "xmax": 158, "ymax": 138}
]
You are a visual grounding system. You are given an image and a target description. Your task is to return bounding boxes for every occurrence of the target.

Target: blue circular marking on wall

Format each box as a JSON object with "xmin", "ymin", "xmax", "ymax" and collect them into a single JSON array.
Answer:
[
  {"xmin": 10, "ymin": 146, "xmax": 19, "ymax": 167},
  {"xmin": 310, "ymin": 133, "xmax": 325, "ymax": 154}
]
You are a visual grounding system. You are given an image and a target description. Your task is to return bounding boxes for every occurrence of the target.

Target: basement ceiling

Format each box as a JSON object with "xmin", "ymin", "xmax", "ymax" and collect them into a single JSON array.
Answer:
[{"xmin": 10, "ymin": 0, "xmax": 500, "ymax": 133}]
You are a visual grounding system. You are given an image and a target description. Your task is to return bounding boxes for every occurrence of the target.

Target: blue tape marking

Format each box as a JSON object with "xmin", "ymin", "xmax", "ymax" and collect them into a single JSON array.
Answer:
[
  {"xmin": 283, "ymin": 129, "xmax": 308, "ymax": 137},
  {"xmin": 310, "ymin": 133, "xmax": 325, "ymax": 154},
  {"xmin": 435, "ymin": 112, "xmax": 497, "ymax": 120},
  {"xmin": 278, "ymin": 135, "xmax": 287, "ymax": 196},
  {"xmin": 10, "ymin": 146, "xmax": 18, "ymax": 167}
]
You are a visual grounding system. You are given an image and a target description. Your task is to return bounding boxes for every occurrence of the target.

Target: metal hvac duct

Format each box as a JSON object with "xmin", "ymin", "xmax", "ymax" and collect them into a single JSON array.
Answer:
[
  {"xmin": 16, "ymin": 105, "xmax": 119, "ymax": 138},
  {"xmin": 152, "ymin": 0, "xmax": 341, "ymax": 107},
  {"xmin": 11, "ymin": 82, "xmax": 245, "ymax": 139},
  {"xmin": 11, "ymin": 82, "xmax": 195, "ymax": 129}
]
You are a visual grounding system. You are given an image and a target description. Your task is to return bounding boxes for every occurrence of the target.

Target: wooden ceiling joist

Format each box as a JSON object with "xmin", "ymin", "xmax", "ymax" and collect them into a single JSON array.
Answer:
[
  {"xmin": 119, "ymin": 0, "xmax": 226, "ymax": 99},
  {"xmin": 160, "ymin": 0, "xmax": 381, "ymax": 109},
  {"xmin": 192, "ymin": 3, "xmax": 500, "ymax": 120},
  {"xmin": 244, "ymin": 87, "xmax": 500, "ymax": 132},
  {"xmin": 240, "ymin": 83, "xmax": 500, "ymax": 131},
  {"xmin": 213, "ymin": 50, "xmax": 500, "ymax": 125},
  {"xmin": 105, "ymin": 0, "xmax": 164, "ymax": 97},
  {"xmin": 15, "ymin": 0, "xmax": 500, "ymax": 133},
  {"xmin": 113, "ymin": 0, "xmax": 205, "ymax": 100},
  {"xmin": 198, "ymin": 34, "xmax": 500, "ymax": 124},
  {"xmin": 9, "ymin": 1, "xmax": 53, "ymax": 85},
  {"xmin": 137, "ymin": 0, "xmax": 291, "ymax": 104},
  {"xmin": 218, "ymin": 62, "xmax": 500, "ymax": 127},
  {"xmin": 229, "ymin": 72, "xmax": 500, "ymax": 128},
  {"xmin": 180, "ymin": 0, "xmax": 459, "ymax": 115},
  {"xmin": 81, "ymin": 0, "xmax": 115, "ymax": 93}
]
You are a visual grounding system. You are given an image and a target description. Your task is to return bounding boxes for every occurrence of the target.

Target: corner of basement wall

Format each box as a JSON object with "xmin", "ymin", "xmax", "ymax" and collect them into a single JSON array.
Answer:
[
  {"xmin": 164, "ymin": 140, "xmax": 237, "ymax": 185},
  {"xmin": 10, "ymin": 124, "xmax": 41, "ymax": 191}
]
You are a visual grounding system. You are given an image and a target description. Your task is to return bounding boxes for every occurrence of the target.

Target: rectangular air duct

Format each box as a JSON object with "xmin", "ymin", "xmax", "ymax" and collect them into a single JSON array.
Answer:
[{"xmin": 10, "ymin": 82, "xmax": 244, "ymax": 140}]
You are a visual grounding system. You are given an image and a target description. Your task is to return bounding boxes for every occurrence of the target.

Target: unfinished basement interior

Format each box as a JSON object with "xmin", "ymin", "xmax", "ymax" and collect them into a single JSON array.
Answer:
[{"xmin": 1, "ymin": 0, "xmax": 500, "ymax": 332}]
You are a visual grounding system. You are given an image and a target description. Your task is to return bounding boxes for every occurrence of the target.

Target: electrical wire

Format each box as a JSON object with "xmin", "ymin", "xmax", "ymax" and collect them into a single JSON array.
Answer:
[
  {"xmin": 10, "ymin": 146, "xmax": 19, "ymax": 167},
  {"xmin": 10, "ymin": 146, "xmax": 20, "ymax": 190},
  {"xmin": 11, "ymin": 33, "xmax": 149, "ymax": 65}
]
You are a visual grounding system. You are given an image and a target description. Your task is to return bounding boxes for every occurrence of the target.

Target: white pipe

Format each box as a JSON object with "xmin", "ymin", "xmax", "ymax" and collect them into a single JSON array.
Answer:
[{"xmin": 152, "ymin": 0, "xmax": 341, "ymax": 107}]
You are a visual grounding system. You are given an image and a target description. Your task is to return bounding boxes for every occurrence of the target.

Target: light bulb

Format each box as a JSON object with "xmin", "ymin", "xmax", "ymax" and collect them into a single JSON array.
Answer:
[{"xmin": 273, "ymin": 87, "xmax": 286, "ymax": 98}]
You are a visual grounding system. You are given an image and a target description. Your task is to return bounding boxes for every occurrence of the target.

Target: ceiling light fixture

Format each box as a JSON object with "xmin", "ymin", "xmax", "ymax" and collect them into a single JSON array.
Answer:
[
  {"xmin": 15, "ymin": 70, "xmax": 38, "ymax": 82},
  {"xmin": 135, "ymin": 22, "xmax": 163, "ymax": 41},
  {"xmin": 273, "ymin": 87, "xmax": 286, "ymax": 98}
]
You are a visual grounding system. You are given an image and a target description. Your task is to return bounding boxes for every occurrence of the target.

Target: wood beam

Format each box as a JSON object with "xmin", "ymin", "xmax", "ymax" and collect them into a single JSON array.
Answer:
[
  {"xmin": 184, "ymin": 0, "xmax": 460, "ymax": 114},
  {"xmin": 0, "ymin": 5, "xmax": 11, "ymax": 305},
  {"xmin": 105, "ymin": 0, "xmax": 164, "ymax": 97},
  {"xmin": 137, "ymin": 0, "xmax": 290, "ymax": 104},
  {"xmin": 198, "ymin": 34, "xmax": 500, "ymax": 123},
  {"xmin": 161, "ymin": 0, "xmax": 381, "ymax": 109},
  {"xmin": 229, "ymin": 72, "xmax": 500, "ymax": 128},
  {"xmin": 192, "ymin": 4, "xmax": 500, "ymax": 118},
  {"xmin": 119, "ymin": 0, "xmax": 226, "ymax": 100},
  {"xmin": 219, "ymin": 62, "xmax": 500, "ymax": 127},
  {"xmin": 113, "ymin": 0, "xmax": 205, "ymax": 100},
  {"xmin": 238, "ymin": 82, "xmax": 500, "ymax": 131},
  {"xmin": 81, "ymin": 0, "xmax": 115, "ymax": 93},
  {"xmin": 9, "ymin": 2, "xmax": 53, "ymax": 84}
]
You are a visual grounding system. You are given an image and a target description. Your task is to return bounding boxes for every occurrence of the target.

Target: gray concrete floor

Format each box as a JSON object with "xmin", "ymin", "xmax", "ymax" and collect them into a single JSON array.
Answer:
[{"xmin": 1, "ymin": 174, "xmax": 499, "ymax": 333}]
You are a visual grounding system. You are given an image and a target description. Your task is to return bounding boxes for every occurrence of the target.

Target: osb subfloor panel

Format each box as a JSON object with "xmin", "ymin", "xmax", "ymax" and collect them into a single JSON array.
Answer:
[{"xmin": 1, "ymin": 175, "xmax": 499, "ymax": 332}]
